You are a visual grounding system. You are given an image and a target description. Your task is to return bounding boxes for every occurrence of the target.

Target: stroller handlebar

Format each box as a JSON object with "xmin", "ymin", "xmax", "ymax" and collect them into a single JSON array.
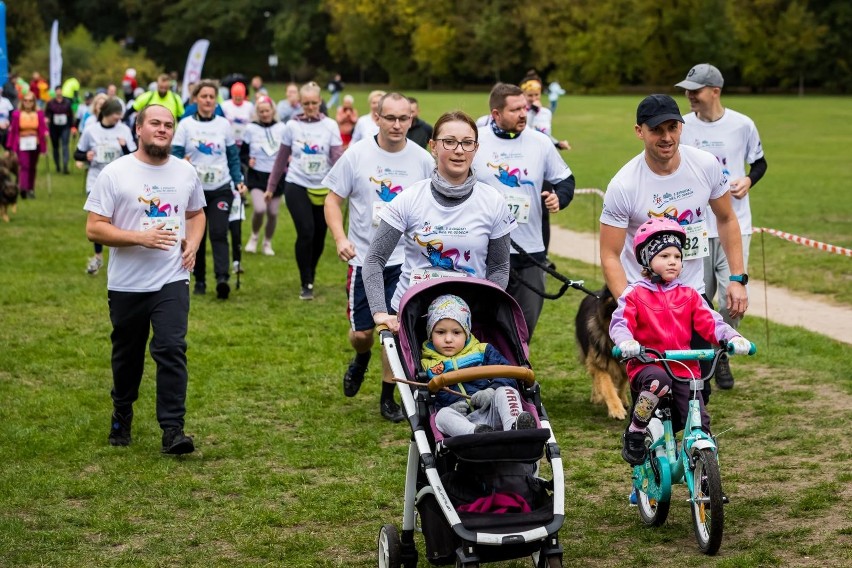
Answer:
[{"xmin": 428, "ymin": 365, "xmax": 536, "ymax": 393}]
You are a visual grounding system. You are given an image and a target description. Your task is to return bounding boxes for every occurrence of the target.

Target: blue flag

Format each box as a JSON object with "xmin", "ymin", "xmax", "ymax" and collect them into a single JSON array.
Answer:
[{"xmin": 0, "ymin": 2, "xmax": 8, "ymax": 88}]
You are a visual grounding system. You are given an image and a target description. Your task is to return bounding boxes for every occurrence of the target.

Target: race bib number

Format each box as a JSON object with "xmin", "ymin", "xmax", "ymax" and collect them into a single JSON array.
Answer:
[
  {"xmin": 95, "ymin": 143, "xmax": 121, "ymax": 164},
  {"xmin": 19, "ymin": 136, "xmax": 37, "ymax": 151},
  {"xmin": 52, "ymin": 114, "xmax": 68, "ymax": 126},
  {"xmin": 504, "ymin": 192, "xmax": 531, "ymax": 224},
  {"xmin": 300, "ymin": 153, "xmax": 328, "ymax": 176},
  {"xmin": 141, "ymin": 215, "xmax": 183, "ymax": 238},
  {"xmin": 195, "ymin": 164, "xmax": 227, "ymax": 186},
  {"xmin": 682, "ymin": 221, "xmax": 710, "ymax": 260},
  {"xmin": 371, "ymin": 202, "xmax": 386, "ymax": 227},
  {"xmin": 409, "ymin": 269, "xmax": 469, "ymax": 286}
]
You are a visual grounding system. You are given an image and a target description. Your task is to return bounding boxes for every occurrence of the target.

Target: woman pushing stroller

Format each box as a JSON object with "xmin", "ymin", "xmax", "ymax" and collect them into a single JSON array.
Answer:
[{"xmin": 422, "ymin": 294, "xmax": 536, "ymax": 436}]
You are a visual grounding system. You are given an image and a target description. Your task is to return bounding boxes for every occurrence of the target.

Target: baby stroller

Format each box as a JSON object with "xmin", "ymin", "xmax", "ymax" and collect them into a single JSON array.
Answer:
[{"xmin": 377, "ymin": 278, "xmax": 565, "ymax": 567}]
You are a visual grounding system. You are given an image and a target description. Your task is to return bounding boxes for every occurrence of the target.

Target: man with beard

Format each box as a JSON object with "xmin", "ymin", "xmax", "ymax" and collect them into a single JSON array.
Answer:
[
  {"xmin": 473, "ymin": 82, "xmax": 576, "ymax": 338},
  {"xmin": 84, "ymin": 104, "xmax": 206, "ymax": 455}
]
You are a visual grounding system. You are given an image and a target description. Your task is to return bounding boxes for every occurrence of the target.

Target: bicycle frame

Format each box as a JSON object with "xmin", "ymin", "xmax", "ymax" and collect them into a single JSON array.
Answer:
[{"xmin": 633, "ymin": 378, "xmax": 715, "ymax": 503}]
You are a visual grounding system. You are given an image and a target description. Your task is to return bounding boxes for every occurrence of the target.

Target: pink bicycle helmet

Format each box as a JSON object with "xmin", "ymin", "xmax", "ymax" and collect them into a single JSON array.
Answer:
[{"xmin": 633, "ymin": 218, "xmax": 687, "ymax": 267}]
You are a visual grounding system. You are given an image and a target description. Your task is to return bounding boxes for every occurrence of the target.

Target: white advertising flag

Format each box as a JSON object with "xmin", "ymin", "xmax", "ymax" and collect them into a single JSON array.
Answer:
[
  {"xmin": 181, "ymin": 39, "xmax": 209, "ymax": 102},
  {"xmin": 49, "ymin": 20, "xmax": 62, "ymax": 90}
]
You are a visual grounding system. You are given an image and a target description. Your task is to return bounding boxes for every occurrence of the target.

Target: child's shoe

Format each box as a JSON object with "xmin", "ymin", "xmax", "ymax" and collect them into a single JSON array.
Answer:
[
  {"xmin": 512, "ymin": 411, "xmax": 536, "ymax": 430},
  {"xmin": 622, "ymin": 429, "xmax": 647, "ymax": 466},
  {"xmin": 474, "ymin": 424, "xmax": 495, "ymax": 433}
]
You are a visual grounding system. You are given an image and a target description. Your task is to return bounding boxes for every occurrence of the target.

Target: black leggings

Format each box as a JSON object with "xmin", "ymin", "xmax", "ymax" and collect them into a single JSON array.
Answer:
[{"xmin": 284, "ymin": 182, "xmax": 327, "ymax": 286}]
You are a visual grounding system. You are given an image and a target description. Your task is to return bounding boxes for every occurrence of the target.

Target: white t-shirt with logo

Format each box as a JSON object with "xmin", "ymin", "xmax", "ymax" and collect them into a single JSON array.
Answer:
[
  {"xmin": 173, "ymin": 115, "xmax": 236, "ymax": 190},
  {"xmin": 0, "ymin": 96, "xmax": 14, "ymax": 128},
  {"xmin": 220, "ymin": 99, "xmax": 255, "ymax": 145},
  {"xmin": 600, "ymin": 144, "xmax": 729, "ymax": 293},
  {"xmin": 84, "ymin": 155, "xmax": 206, "ymax": 292},
  {"xmin": 350, "ymin": 115, "xmax": 379, "ymax": 145},
  {"xmin": 378, "ymin": 179, "xmax": 518, "ymax": 310},
  {"xmin": 282, "ymin": 117, "xmax": 343, "ymax": 189},
  {"xmin": 473, "ymin": 126, "xmax": 572, "ymax": 254},
  {"xmin": 682, "ymin": 109, "xmax": 764, "ymax": 237},
  {"xmin": 323, "ymin": 138, "xmax": 434, "ymax": 267},
  {"xmin": 243, "ymin": 121, "xmax": 287, "ymax": 173},
  {"xmin": 77, "ymin": 121, "xmax": 137, "ymax": 193}
]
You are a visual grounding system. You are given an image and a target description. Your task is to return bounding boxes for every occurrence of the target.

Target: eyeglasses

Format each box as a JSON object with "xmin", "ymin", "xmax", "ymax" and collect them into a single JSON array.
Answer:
[
  {"xmin": 379, "ymin": 115, "xmax": 411, "ymax": 124},
  {"xmin": 435, "ymin": 138, "xmax": 477, "ymax": 152}
]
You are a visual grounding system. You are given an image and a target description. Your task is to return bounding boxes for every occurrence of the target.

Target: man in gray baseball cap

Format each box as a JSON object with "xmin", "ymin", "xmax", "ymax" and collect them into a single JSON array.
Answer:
[
  {"xmin": 676, "ymin": 63, "xmax": 767, "ymax": 391},
  {"xmin": 675, "ymin": 63, "xmax": 725, "ymax": 90}
]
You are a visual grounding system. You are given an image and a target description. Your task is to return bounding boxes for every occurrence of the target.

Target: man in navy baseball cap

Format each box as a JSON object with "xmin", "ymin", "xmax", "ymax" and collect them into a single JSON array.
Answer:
[{"xmin": 636, "ymin": 94, "xmax": 685, "ymax": 128}]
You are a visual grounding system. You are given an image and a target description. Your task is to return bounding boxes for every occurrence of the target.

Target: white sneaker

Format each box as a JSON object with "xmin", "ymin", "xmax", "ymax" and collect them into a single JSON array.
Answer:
[
  {"xmin": 245, "ymin": 234, "xmax": 259, "ymax": 253},
  {"xmin": 262, "ymin": 241, "xmax": 275, "ymax": 256},
  {"xmin": 86, "ymin": 256, "xmax": 103, "ymax": 275},
  {"xmin": 232, "ymin": 260, "xmax": 244, "ymax": 274}
]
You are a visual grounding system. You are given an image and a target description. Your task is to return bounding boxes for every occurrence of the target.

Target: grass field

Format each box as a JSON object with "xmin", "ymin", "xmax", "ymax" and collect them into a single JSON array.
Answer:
[{"xmin": 1, "ymin": 92, "xmax": 851, "ymax": 567}]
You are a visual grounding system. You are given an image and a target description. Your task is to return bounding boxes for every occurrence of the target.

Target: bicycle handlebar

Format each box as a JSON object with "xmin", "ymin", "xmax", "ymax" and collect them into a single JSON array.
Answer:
[{"xmin": 612, "ymin": 341, "xmax": 756, "ymax": 360}]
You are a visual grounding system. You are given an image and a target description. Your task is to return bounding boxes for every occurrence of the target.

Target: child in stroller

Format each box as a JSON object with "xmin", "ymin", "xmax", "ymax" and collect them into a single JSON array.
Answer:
[
  {"xmin": 377, "ymin": 278, "xmax": 565, "ymax": 568},
  {"xmin": 423, "ymin": 293, "xmax": 537, "ymax": 436}
]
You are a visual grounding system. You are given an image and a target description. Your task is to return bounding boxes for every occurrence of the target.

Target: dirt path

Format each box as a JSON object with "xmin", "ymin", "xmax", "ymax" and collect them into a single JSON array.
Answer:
[{"xmin": 549, "ymin": 226, "xmax": 852, "ymax": 345}]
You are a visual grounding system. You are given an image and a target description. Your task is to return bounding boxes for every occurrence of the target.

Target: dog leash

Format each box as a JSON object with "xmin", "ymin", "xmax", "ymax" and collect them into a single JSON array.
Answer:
[{"xmin": 509, "ymin": 239, "xmax": 599, "ymax": 300}]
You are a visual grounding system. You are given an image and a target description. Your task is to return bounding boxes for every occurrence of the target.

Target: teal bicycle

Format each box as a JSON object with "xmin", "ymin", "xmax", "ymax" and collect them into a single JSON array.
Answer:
[{"xmin": 613, "ymin": 341, "xmax": 756, "ymax": 555}]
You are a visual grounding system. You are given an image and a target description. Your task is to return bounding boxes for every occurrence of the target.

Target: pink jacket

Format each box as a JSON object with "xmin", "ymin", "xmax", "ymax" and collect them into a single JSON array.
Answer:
[
  {"xmin": 609, "ymin": 279, "xmax": 740, "ymax": 381},
  {"xmin": 6, "ymin": 110, "xmax": 48, "ymax": 155}
]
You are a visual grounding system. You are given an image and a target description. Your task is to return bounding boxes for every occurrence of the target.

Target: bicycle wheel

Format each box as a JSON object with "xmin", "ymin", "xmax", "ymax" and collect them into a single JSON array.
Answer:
[
  {"xmin": 690, "ymin": 448, "xmax": 724, "ymax": 555},
  {"xmin": 636, "ymin": 455, "xmax": 671, "ymax": 527}
]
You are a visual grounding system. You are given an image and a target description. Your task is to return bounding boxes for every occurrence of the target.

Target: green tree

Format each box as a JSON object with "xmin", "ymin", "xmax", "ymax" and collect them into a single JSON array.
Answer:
[{"xmin": 13, "ymin": 25, "xmax": 161, "ymax": 90}]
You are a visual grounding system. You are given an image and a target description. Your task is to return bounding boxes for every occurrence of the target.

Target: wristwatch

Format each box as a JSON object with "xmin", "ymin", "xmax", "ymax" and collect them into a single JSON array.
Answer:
[{"xmin": 729, "ymin": 273, "xmax": 749, "ymax": 285}]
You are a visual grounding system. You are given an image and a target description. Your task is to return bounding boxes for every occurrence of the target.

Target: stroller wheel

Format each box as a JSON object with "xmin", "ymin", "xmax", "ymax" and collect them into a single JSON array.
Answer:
[{"xmin": 378, "ymin": 524, "xmax": 401, "ymax": 568}]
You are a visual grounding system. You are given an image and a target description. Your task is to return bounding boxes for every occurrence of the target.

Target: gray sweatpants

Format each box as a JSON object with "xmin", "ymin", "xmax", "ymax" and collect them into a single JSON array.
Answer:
[{"xmin": 435, "ymin": 386, "xmax": 525, "ymax": 437}]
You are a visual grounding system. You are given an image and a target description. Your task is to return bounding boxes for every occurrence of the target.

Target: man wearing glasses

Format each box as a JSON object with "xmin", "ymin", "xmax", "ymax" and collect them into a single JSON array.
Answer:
[
  {"xmin": 675, "ymin": 63, "xmax": 767, "ymax": 390},
  {"xmin": 323, "ymin": 93, "xmax": 434, "ymax": 422},
  {"xmin": 473, "ymin": 83, "xmax": 576, "ymax": 339}
]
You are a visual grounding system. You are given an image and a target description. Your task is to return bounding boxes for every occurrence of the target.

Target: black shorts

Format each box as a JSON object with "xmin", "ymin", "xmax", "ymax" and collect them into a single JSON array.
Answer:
[{"xmin": 246, "ymin": 168, "xmax": 285, "ymax": 197}]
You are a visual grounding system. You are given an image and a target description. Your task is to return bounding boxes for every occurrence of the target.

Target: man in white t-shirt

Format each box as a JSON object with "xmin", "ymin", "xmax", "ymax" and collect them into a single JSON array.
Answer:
[
  {"xmin": 676, "ymin": 64, "xmax": 767, "ymax": 388},
  {"xmin": 349, "ymin": 90, "xmax": 385, "ymax": 146},
  {"xmin": 473, "ymin": 82, "xmax": 575, "ymax": 339},
  {"xmin": 84, "ymin": 104, "xmax": 206, "ymax": 455},
  {"xmin": 600, "ymin": 94, "xmax": 748, "ymax": 392},
  {"xmin": 323, "ymin": 93, "xmax": 434, "ymax": 422}
]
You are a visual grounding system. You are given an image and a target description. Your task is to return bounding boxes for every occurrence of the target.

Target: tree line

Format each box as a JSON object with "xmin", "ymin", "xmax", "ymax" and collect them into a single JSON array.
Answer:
[{"xmin": 8, "ymin": 0, "xmax": 851, "ymax": 92}]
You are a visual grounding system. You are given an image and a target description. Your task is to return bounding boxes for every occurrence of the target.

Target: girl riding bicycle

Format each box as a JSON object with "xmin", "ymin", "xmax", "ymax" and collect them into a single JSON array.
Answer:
[{"xmin": 609, "ymin": 218, "xmax": 752, "ymax": 466}]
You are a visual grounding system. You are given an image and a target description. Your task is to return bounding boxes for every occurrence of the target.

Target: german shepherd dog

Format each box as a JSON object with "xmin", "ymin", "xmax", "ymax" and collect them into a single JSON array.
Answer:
[
  {"xmin": 575, "ymin": 286, "xmax": 630, "ymax": 420},
  {"xmin": 0, "ymin": 150, "xmax": 19, "ymax": 223}
]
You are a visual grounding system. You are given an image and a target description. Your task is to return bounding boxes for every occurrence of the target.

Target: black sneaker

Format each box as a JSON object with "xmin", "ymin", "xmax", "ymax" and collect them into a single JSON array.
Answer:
[
  {"xmin": 512, "ymin": 411, "xmax": 536, "ymax": 430},
  {"xmin": 714, "ymin": 354, "xmax": 735, "ymax": 390},
  {"xmin": 216, "ymin": 280, "xmax": 230, "ymax": 300},
  {"xmin": 193, "ymin": 282, "xmax": 206, "ymax": 295},
  {"xmin": 622, "ymin": 429, "xmax": 647, "ymax": 466},
  {"xmin": 299, "ymin": 283, "xmax": 314, "ymax": 301},
  {"xmin": 474, "ymin": 424, "xmax": 495, "ymax": 433},
  {"xmin": 343, "ymin": 359, "xmax": 366, "ymax": 397},
  {"xmin": 161, "ymin": 428, "xmax": 195, "ymax": 455},
  {"xmin": 108, "ymin": 411, "xmax": 133, "ymax": 446},
  {"xmin": 380, "ymin": 399, "xmax": 405, "ymax": 423}
]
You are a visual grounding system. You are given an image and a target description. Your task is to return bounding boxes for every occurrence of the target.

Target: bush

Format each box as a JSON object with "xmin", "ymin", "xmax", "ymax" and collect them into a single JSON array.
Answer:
[{"xmin": 12, "ymin": 25, "xmax": 161, "ymax": 93}]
